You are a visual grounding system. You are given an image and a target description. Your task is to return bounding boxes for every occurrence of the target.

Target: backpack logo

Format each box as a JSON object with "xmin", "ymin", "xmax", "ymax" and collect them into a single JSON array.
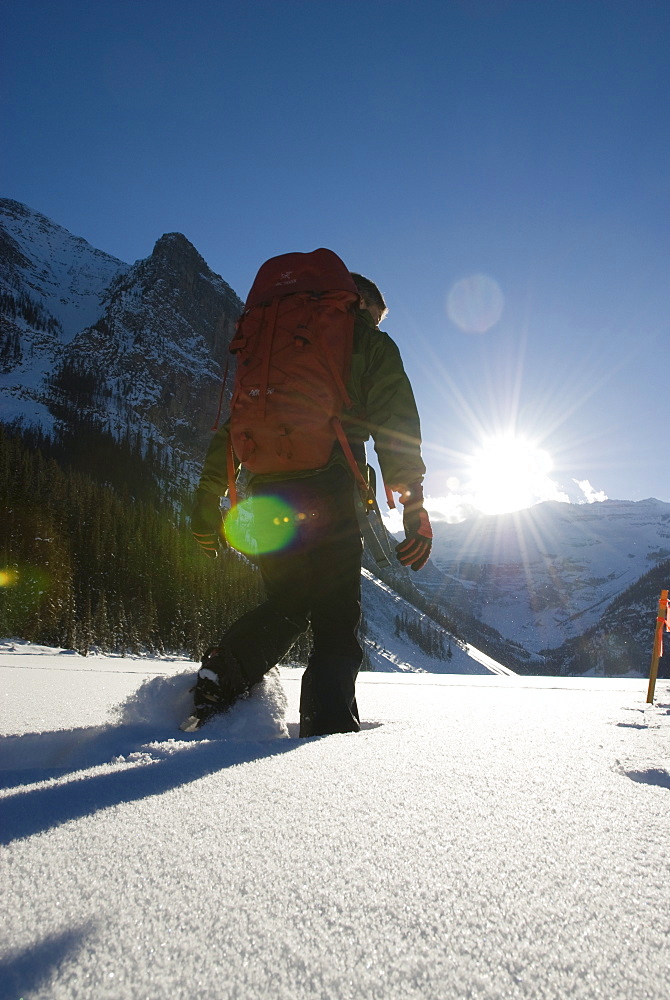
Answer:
[{"xmin": 277, "ymin": 270, "xmax": 297, "ymax": 288}]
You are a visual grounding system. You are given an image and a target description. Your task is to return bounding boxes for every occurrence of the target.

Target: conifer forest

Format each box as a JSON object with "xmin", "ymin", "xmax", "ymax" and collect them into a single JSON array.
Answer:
[{"xmin": 0, "ymin": 424, "xmax": 265, "ymax": 659}]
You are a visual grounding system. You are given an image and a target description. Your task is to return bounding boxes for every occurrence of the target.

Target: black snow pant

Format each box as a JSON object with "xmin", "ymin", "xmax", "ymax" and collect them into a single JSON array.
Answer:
[{"xmin": 218, "ymin": 464, "xmax": 364, "ymax": 737}]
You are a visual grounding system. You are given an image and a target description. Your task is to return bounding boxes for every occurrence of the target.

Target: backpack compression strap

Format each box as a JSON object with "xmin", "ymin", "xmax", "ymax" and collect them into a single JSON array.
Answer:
[
  {"xmin": 331, "ymin": 417, "xmax": 373, "ymax": 493},
  {"xmin": 226, "ymin": 434, "xmax": 238, "ymax": 509}
]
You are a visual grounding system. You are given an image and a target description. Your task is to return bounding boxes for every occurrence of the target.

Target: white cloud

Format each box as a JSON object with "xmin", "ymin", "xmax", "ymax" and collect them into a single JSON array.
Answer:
[
  {"xmin": 380, "ymin": 476, "xmax": 608, "ymax": 530},
  {"xmin": 424, "ymin": 494, "xmax": 482, "ymax": 524},
  {"xmin": 381, "ymin": 507, "xmax": 405, "ymax": 533},
  {"xmin": 380, "ymin": 494, "xmax": 481, "ymax": 531},
  {"xmin": 573, "ymin": 479, "xmax": 608, "ymax": 504}
]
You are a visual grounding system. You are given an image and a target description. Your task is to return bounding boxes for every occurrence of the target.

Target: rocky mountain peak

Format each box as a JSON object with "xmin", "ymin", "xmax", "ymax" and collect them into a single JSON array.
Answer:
[
  {"xmin": 123, "ymin": 230, "xmax": 242, "ymax": 330},
  {"xmin": 0, "ymin": 197, "xmax": 36, "ymax": 224},
  {"xmin": 148, "ymin": 231, "xmax": 205, "ymax": 274},
  {"xmin": 0, "ymin": 201, "xmax": 242, "ymax": 476}
]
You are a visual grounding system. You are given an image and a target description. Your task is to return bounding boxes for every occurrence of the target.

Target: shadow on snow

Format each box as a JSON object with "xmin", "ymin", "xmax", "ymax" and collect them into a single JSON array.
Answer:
[
  {"xmin": 0, "ymin": 669, "xmax": 303, "ymax": 845},
  {"xmin": 623, "ymin": 767, "xmax": 670, "ymax": 789},
  {"xmin": 0, "ymin": 924, "xmax": 94, "ymax": 1000},
  {"xmin": 0, "ymin": 732, "xmax": 304, "ymax": 846}
]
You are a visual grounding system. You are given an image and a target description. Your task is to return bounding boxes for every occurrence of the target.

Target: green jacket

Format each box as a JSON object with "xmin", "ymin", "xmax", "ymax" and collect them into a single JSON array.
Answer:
[{"xmin": 197, "ymin": 308, "xmax": 426, "ymax": 496}]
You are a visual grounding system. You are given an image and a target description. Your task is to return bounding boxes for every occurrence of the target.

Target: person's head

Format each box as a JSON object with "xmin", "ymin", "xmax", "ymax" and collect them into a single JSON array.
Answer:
[{"xmin": 350, "ymin": 273, "xmax": 388, "ymax": 326}]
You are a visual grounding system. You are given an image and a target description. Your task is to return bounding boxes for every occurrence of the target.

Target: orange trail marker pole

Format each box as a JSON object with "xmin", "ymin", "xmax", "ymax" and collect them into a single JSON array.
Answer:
[{"xmin": 646, "ymin": 589, "xmax": 669, "ymax": 704}]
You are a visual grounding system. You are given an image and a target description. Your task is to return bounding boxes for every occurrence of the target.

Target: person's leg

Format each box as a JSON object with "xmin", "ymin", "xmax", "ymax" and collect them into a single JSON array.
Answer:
[
  {"xmin": 193, "ymin": 466, "xmax": 363, "ymax": 733},
  {"xmin": 191, "ymin": 581, "xmax": 308, "ymax": 725},
  {"xmin": 216, "ymin": 598, "xmax": 309, "ymax": 687},
  {"xmin": 299, "ymin": 469, "xmax": 364, "ymax": 737},
  {"xmin": 191, "ymin": 505, "xmax": 311, "ymax": 723}
]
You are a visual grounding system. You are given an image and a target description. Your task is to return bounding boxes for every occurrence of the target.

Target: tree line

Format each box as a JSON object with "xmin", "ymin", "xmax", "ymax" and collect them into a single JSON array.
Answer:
[
  {"xmin": 0, "ymin": 423, "xmax": 263, "ymax": 659},
  {"xmin": 2, "ymin": 422, "xmax": 491, "ymax": 670},
  {"xmin": 1, "ymin": 423, "xmax": 386, "ymax": 666},
  {"xmin": 394, "ymin": 610, "xmax": 452, "ymax": 660}
]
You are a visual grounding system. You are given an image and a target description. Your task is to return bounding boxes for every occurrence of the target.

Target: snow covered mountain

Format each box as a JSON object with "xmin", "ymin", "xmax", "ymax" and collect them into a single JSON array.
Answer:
[
  {"xmin": 2, "ymin": 198, "xmax": 667, "ymax": 676},
  {"xmin": 0, "ymin": 198, "xmax": 242, "ymax": 479},
  {"xmin": 420, "ymin": 498, "xmax": 670, "ymax": 657},
  {"xmin": 0, "ymin": 199, "xmax": 127, "ymax": 346},
  {"xmin": 544, "ymin": 554, "xmax": 670, "ymax": 676},
  {"xmin": 359, "ymin": 568, "xmax": 514, "ymax": 675}
]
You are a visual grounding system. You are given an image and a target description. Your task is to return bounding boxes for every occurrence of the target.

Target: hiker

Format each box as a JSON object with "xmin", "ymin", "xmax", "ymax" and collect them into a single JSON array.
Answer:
[{"xmin": 186, "ymin": 252, "xmax": 431, "ymax": 735}]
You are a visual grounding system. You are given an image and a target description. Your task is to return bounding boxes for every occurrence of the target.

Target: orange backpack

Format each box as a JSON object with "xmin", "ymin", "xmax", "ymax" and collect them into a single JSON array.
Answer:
[{"xmin": 225, "ymin": 249, "xmax": 367, "ymax": 503}]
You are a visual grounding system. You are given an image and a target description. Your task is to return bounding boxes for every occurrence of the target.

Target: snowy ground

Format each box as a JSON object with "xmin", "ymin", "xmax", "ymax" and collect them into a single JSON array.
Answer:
[{"xmin": 1, "ymin": 642, "xmax": 669, "ymax": 1000}]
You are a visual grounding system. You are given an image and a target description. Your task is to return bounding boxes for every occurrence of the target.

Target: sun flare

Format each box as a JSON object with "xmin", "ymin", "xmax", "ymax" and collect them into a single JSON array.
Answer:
[{"xmin": 467, "ymin": 434, "xmax": 556, "ymax": 515}]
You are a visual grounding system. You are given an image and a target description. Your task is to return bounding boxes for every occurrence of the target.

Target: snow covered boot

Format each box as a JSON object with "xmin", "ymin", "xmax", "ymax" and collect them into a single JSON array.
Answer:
[{"xmin": 180, "ymin": 645, "xmax": 250, "ymax": 732}]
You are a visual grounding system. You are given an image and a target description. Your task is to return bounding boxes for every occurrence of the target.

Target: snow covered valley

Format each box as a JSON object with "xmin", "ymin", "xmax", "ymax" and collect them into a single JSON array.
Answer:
[{"xmin": 1, "ymin": 643, "xmax": 669, "ymax": 999}]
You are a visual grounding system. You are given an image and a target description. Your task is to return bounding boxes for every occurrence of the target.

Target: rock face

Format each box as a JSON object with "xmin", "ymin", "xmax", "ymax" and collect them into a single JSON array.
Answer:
[{"xmin": 0, "ymin": 199, "xmax": 243, "ymax": 481}]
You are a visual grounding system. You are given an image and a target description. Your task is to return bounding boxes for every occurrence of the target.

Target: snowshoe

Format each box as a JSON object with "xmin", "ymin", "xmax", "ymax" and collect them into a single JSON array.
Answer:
[{"xmin": 180, "ymin": 645, "xmax": 249, "ymax": 732}]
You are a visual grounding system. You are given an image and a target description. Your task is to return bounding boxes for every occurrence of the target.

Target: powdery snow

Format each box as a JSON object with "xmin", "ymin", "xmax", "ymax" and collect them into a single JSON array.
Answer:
[
  {"xmin": 0, "ymin": 200, "xmax": 128, "ymax": 343},
  {"xmin": 1, "ymin": 642, "xmax": 669, "ymax": 1000}
]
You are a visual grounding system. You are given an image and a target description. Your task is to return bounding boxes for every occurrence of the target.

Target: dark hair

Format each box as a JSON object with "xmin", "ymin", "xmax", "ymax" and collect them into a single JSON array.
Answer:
[{"xmin": 350, "ymin": 272, "xmax": 388, "ymax": 320}]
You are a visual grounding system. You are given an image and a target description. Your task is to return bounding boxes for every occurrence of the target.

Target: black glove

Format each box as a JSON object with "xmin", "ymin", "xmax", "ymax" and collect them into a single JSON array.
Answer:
[
  {"xmin": 395, "ymin": 483, "xmax": 432, "ymax": 571},
  {"xmin": 190, "ymin": 491, "xmax": 225, "ymax": 559}
]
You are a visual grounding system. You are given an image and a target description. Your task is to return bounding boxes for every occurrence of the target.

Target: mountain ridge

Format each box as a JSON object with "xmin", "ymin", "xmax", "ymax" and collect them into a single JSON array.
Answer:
[
  {"xmin": 0, "ymin": 198, "xmax": 242, "ymax": 480},
  {"xmin": 2, "ymin": 199, "xmax": 667, "ymax": 675}
]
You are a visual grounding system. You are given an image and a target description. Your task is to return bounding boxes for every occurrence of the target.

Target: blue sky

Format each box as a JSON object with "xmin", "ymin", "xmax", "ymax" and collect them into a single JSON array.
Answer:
[{"xmin": 2, "ymin": 0, "xmax": 669, "ymax": 510}]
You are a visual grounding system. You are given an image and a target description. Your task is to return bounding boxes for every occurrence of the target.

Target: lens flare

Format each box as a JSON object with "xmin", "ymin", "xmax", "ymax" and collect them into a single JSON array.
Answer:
[
  {"xmin": 447, "ymin": 274, "xmax": 504, "ymax": 333},
  {"xmin": 0, "ymin": 568, "xmax": 19, "ymax": 587},
  {"xmin": 224, "ymin": 496, "xmax": 297, "ymax": 555}
]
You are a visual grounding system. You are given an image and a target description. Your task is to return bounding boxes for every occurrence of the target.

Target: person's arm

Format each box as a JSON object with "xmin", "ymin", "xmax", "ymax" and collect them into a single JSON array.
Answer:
[
  {"xmin": 362, "ymin": 331, "xmax": 426, "ymax": 494},
  {"xmin": 197, "ymin": 422, "xmax": 233, "ymax": 496},
  {"xmin": 190, "ymin": 423, "xmax": 234, "ymax": 558},
  {"xmin": 360, "ymin": 331, "xmax": 432, "ymax": 571}
]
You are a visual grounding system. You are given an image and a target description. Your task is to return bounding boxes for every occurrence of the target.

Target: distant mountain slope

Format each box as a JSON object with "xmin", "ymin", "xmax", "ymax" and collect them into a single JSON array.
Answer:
[
  {"xmin": 419, "ymin": 498, "xmax": 670, "ymax": 655},
  {"xmin": 360, "ymin": 569, "xmax": 515, "ymax": 675},
  {"xmin": 544, "ymin": 556, "xmax": 670, "ymax": 677},
  {"xmin": 0, "ymin": 198, "xmax": 127, "ymax": 343}
]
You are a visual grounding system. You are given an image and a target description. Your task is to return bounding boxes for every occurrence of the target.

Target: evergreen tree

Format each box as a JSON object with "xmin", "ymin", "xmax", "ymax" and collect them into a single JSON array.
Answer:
[{"xmin": 0, "ymin": 425, "xmax": 269, "ymax": 658}]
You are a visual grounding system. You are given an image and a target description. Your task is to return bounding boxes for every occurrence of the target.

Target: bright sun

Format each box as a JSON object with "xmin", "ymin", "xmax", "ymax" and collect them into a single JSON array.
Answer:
[{"xmin": 467, "ymin": 434, "xmax": 555, "ymax": 515}]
